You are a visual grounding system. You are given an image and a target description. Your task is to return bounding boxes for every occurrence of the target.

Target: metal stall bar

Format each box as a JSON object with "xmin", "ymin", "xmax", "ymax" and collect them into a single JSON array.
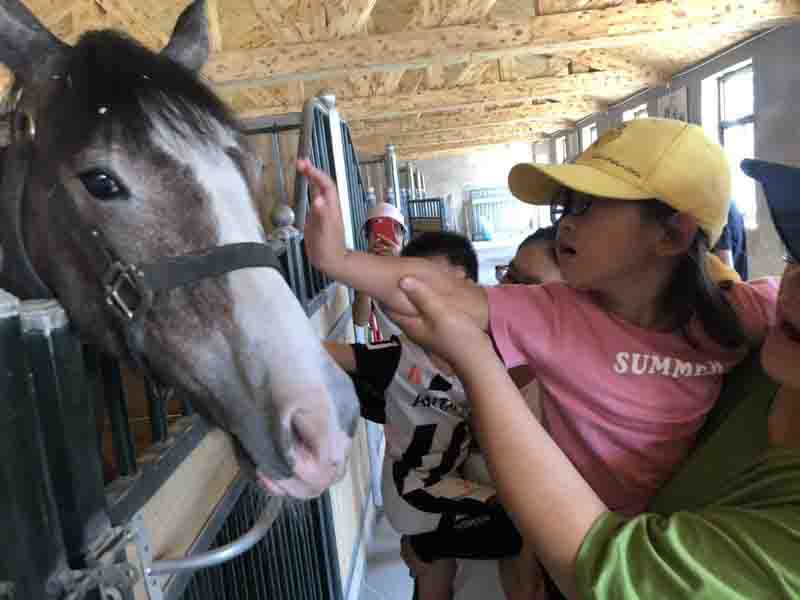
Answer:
[
  {"xmin": 341, "ymin": 123, "xmax": 370, "ymax": 252},
  {"xmin": 145, "ymin": 378, "xmax": 170, "ymax": 444},
  {"xmin": 177, "ymin": 486, "xmax": 342, "ymax": 600},
  {"xmin": 101, "ymin": 354, "xmax": 139, "ymax": 478},
  {"xmin": 0, "ymin": 290, "xmax": 69, "ymax": 600},
  {"xmin": 295, "ymin": 92, "xmax": 355, "ymax": 249},
  {"xmin": 20, "ymin": 300, "xmax": 111, "ymax": 565},
  {"xmin": 384, "ymin": 144, "xmax": 401, "ymax": 208}
]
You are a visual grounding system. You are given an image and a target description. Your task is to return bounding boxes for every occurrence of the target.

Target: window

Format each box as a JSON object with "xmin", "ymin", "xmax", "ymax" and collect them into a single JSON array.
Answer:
[
  {"xmin": 534, "ymin": 141, "xmax": 550, "ymax": 164},
  {"xmin": 554, "ymin": 136, "xmax": 567, "ymax": 164},
  {"xmin": 622, "ymin": 103, "xmax": 648, "ymax": 122},
  {"xmin": 581, "ymin": 123, "xmax": 598, "ymax": 151},
  {"xmin": 702, "ymin": 60, "xmax": 757, "ymax": 229}
]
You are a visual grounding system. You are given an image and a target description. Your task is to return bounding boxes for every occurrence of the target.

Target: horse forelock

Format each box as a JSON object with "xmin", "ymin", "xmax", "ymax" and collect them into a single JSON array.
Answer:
[{"xmin": 50, "ymin": 29, "xmax": 238, "ymax": 156}]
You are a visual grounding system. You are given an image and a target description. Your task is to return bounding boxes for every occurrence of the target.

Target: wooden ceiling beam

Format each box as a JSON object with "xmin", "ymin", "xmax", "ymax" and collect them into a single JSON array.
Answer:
[
  {"xmin": 451, "ymin": 61, "xmax": 488, "ymax": 87},
  {"xmin": 326, "ymin": 0, "xmax": 380, "ymax": 37},
  {"xmin": 352, "ymin": 122, "xmax": 553, "ymax": 150},
  {"xmin": 566, "ymin": 50, "xmax": 669, "ymax": 86},
  {"xmin": 377, "ymin": 0, "xmax": 498, "ymax": 96},
  {"xmin": 239, "ymin": 71, "xmax": 627, "ymax": 121},
  {"xmin": 348, "ymin": 101, "xmax": 592, "ymax": 138},
  {"xmin": 92, "ymin": 0, "xmax": 168, "ymax": 49},
  {"xmin": 251, "ymin": 0, "xmax": 302, "ymax": 42},
  {"xmin": 360, "ymin": 137, "xmax": 546, "ymax": 160},
  {"xmin": 206, "ymin": 0, "xmax": 224, "ymax": 52},
  {"xmin": 203, "ymin": 0, "xmax": 800, "ymax": 88}
]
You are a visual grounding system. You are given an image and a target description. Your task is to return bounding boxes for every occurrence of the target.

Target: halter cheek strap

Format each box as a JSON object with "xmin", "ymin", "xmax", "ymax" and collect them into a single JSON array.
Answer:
[{"xmin": 0, "ymin": 86, "xmax": 53, "ymax": 299}]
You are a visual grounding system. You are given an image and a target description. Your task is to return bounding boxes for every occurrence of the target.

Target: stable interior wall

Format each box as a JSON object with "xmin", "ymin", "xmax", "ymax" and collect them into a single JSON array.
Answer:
[
  {"xmin": 412, "ymin": 141, "xmax": 536, "ymax": 234},
  {"xmin": 571, "ymin": 24, "xmax": 800, "ymax": 279}
]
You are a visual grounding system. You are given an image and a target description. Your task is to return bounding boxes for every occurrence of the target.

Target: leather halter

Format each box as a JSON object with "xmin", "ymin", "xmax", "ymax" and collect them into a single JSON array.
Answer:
[{"xmin": 0, "ymin": 82, "xmax": 284, "ymax": 369}]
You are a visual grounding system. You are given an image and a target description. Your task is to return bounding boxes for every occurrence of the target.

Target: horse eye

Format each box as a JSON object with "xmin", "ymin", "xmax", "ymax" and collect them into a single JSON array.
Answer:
[{"xmin": 79, "ymin": 169, "xmax": 128, "ymax": 200}]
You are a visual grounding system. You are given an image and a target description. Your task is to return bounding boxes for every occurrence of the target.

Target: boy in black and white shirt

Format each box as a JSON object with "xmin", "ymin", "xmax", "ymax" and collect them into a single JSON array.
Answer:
[{"xmin": 325, "ymin": 233, "xmax": 521, "ymax": 600}]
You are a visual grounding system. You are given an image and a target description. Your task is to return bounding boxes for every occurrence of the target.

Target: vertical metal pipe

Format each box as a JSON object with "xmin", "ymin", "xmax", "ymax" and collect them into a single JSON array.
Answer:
[
  {"xmin": 102, "ymin": 356, "xmax": 137, "ymax": 477},
  {"xmin": 293, "ymin": 98, "xmax": 318, "ymax": 229},
  {"xmin": 407, "ymin": 162, "xmax": 417, "ymax": 201},
  {"xmin": 384, "ymin": 144, "xmax": 401, "ymax": 206},
  {"xmin": 145, "ymin": 378, "xmax": 169, "ymax": 444}
]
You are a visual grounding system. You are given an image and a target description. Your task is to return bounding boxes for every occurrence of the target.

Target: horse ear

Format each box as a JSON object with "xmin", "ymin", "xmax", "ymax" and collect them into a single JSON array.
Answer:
[
  {"xmin": 0, "ymin": 0, "xmax": 68, "ymax": 83},
  {"xmin": 161, "ymin": 0, "xmax": 210, "ymax": 72}
]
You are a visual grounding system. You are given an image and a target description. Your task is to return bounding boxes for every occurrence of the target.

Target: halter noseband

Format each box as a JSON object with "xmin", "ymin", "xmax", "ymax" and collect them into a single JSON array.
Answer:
[{"xmin": 0, "ymin": 82, "xmax": 285, "ymax": 371}]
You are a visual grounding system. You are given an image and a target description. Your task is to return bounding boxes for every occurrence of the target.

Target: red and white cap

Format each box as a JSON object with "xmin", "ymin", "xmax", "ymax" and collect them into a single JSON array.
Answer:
[{"xmin": 363, "ymin": 202, "xmax": 406, "ymax": 234}]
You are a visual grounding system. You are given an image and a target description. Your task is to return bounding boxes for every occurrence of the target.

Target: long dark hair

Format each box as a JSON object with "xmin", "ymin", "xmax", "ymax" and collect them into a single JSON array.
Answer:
[{"xmin": 640, "ymin": 200, "xmax": 748, "ymax": 349}]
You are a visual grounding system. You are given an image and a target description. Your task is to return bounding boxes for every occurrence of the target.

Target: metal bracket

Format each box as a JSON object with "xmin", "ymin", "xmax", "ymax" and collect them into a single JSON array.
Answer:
[
  {"xmin": 60, "ymin": 564, "xmax": 137, "ymax": 600},
  {"xmin": 129, "ymin": 512, "xmax": 164, "ymax": 600},
  {"xmin": 56, "ymin": 526, "xmax": 140, "ymax": 600}
]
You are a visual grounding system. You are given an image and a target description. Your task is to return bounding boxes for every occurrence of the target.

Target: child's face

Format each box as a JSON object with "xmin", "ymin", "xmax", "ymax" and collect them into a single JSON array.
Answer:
[
  {"xmin": 762, "ymin": 262, "xmax": 800, "ymax": 389},
  {"xmin": 503, "ymin": 241, "xmax": 562, "ymax": 285},
  {"xmin": 555, "ymin": 194, "xmax": 663, "ymax": 292}
]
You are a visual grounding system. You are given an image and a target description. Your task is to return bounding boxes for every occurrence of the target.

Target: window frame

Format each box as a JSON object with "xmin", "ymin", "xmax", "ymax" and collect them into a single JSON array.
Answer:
[{"xmin": 717, "ymin": 62, "xmax": 755, "ymax": 146}]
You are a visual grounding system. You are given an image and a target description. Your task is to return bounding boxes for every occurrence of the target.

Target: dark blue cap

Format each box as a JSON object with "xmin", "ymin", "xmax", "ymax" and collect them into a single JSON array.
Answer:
[{"xmin": 741, "ymin": 159, "xmax": 800, "ymax": 263}]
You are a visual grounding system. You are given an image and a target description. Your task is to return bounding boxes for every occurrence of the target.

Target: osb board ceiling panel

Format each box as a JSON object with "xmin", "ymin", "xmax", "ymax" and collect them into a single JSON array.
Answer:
[
  {"xmin": 4, "ymin": 0, "xmax": 799, "ymax": 159},
  {"xmin": 368, "ymin": 1, "xmax": 418, "ymax": 34},
  {"xmin": 620, "ymin": 29, "xmax": 760, "ymax": 75}
]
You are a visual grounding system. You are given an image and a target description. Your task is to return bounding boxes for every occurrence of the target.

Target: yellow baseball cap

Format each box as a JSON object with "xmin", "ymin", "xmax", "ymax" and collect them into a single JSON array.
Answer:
[{"xmin": 508, "ymin": 118, "xmax": 732, "ymax": 246}]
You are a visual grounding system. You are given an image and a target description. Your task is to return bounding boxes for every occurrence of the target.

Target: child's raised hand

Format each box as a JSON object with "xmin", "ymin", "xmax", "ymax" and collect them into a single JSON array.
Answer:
[
  {"xmin": 393, "ymin": 277, "xmax": 494, "ymax": 369},
  {"xmin": 297, "ymin": 158, "xmax": 347, "ymax": 274}
]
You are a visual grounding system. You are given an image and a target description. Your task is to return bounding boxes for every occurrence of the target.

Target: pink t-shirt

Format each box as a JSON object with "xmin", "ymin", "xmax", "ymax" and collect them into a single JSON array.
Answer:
[{"xmin": 488, "ymin": 279, "xmax": 778, "ymax": 515}]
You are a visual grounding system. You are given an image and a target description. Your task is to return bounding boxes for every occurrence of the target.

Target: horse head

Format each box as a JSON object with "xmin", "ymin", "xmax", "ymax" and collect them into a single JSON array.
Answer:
[{"xmin": 0, "ymin": 0, "xmax": 359, "ymax": 499}]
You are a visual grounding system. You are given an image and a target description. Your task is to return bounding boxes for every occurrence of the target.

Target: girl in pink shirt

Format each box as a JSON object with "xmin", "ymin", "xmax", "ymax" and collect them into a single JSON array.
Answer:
[{"xmin": 299, "ymin": 119, "xmax": 778, "ymax": 600}]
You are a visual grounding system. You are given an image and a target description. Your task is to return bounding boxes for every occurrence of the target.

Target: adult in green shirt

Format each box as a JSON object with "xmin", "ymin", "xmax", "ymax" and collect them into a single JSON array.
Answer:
[{"xmin": 390, "ymin": 158, "xmax": 800, "ymax": 599}]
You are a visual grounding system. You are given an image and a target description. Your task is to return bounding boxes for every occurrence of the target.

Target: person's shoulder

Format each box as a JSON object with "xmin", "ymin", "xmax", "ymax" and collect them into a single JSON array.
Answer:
[
  {"xmin": 725, "ymin": 277, "xmax": 779, "ymax": 303},
  {"xmin": 722, "ymin": 277, "xmax": 779, "ymax": 336}
]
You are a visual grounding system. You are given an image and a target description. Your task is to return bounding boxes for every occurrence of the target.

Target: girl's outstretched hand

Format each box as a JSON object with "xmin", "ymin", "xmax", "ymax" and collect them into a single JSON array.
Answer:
[
  {"xmin": 297, "ymin": 159, "xmax": 347, "ymax": 274},
  {"xmin": 393, "ymin": 277, "xmax": 495, "ymax": 370}
]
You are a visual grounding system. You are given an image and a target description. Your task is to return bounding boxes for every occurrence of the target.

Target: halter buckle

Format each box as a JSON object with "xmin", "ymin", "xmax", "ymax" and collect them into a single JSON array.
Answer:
[{"xmin": 103, "ymin": 262, "xmax": 149, "ymax": 322}]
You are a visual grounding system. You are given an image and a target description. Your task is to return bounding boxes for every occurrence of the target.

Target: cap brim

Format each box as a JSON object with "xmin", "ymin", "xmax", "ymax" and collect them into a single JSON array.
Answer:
[
  {"xmin": 741, "ymin": 159, "xmax": 800, "ymax": 262},
  {"xmin": 508, "ymin": 163, "xmax": 654, "ymax": 205}
]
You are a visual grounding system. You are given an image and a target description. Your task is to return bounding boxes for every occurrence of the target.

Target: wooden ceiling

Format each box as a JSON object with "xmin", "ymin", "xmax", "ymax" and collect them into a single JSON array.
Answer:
[{"xmin": 5, "ymin": 0, "xmax": 800, "ymax": 159}]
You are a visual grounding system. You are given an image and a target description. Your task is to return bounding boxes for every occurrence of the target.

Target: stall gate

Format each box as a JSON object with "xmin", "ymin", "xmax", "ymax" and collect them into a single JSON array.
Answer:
[{"xmin": 0, "ymin": 92, "xmax": 370, "ymax": 600}]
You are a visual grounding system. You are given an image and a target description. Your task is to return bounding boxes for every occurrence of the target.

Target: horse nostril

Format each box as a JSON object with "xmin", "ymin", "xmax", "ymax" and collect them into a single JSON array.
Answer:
[{"xmin": 289, "ymin": 411, "xmax": 319, "ymax": 460}]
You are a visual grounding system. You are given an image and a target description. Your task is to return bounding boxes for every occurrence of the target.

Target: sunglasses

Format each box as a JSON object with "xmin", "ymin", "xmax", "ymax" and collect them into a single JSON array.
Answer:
[
  {"xmin": 495, "ymin": 263, "xmax": 540, "ymax": 285},
  {"xmin": 550, "ymin": 189, "xmax": 594, "ymax": 225}
]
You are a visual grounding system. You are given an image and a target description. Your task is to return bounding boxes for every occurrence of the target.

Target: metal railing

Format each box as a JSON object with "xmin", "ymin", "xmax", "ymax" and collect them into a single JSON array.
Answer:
[{"xmin": 406, "ymin": 197, "xmax": 448, "ymax": 239}]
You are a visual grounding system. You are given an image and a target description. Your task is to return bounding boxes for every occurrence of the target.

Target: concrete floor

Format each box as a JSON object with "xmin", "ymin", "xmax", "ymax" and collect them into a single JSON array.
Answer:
[
  {"xmin": 357, "ymin": 511, "xmax": 507, "ymax": 600},
  {"xmin": 358, "ymin": 513, "xmax": 414, "ymax": 600}
]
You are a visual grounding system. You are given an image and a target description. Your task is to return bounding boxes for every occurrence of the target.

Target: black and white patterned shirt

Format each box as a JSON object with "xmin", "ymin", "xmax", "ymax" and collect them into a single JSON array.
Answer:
[{"xmin": 351, "ymin": 336, "xmax": 472, "ymax": 497}]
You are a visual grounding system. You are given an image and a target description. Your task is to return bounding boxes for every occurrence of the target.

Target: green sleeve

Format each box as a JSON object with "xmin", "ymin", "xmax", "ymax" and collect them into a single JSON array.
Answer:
[{"xmin": 575, "ymin": 450, "xmax": 800, "ymax": 600}]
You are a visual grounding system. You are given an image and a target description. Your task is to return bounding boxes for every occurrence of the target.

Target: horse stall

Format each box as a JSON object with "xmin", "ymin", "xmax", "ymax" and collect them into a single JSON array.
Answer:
[{"xmin": 0, "ymin": 88, "xmax": 374, "ymax": 600}]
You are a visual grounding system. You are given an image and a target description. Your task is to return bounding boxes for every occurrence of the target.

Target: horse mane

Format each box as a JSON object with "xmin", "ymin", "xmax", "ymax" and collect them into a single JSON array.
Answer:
[{"xmin": 52, "ymin": 30, "xmax": 238, "ymax": 153}]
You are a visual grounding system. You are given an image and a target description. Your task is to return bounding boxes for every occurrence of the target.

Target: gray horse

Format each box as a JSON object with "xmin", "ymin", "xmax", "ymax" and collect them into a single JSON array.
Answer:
[{"xmin": 0, "ymin": 0, "xmax": 358, "ymax": 499}]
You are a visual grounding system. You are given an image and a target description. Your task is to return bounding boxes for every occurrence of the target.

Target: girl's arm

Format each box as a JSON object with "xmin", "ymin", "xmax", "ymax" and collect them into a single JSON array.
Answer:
[
  {"xmin": 298, "ymin": 159, "xmax": 489, "ymax": 328},
  {"xmin": 394, "ymin": 277, "xmax": 608, "ymax": 599},
  {"xmin": 322, "ymin": 341, "xmax": 357, "ymax": 373},
  {"xmin": 352, "ymin": 291, "xmax": 373, "ymax": 327}
]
